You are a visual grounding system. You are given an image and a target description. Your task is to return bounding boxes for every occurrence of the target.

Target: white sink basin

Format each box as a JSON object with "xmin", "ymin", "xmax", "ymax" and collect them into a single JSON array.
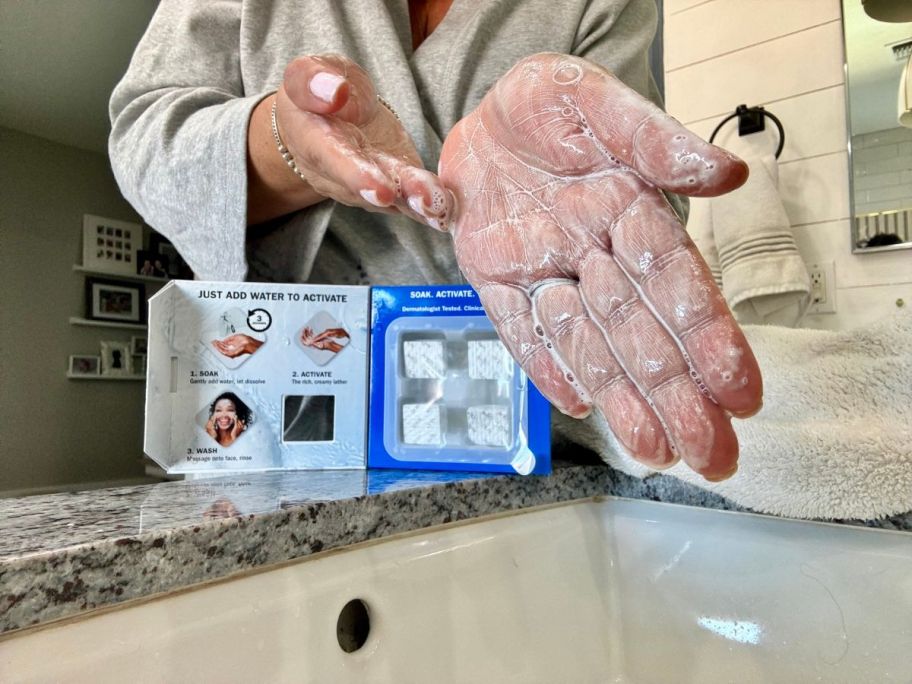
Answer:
[{"xmin": 3, "ymin": 497, "xmax": 911, "ymax": 682}]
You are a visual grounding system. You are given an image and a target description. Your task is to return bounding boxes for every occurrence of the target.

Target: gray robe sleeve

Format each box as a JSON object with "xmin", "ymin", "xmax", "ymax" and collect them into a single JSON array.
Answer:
[{"xmin": 108, "ymin": 0, "xmax": 266, "ymax": 281}]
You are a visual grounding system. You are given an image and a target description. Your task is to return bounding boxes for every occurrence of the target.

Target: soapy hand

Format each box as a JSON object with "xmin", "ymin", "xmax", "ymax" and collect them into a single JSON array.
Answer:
[
  {"xmin": 300, "ymin": 326, "xmax": 349, "ymax": 354},
  {"xmin": 275, "ymin": 54, "xmax": 455, "ymax": 229},
  {"xmin": 205, "ymin": 415, "xmax": 217, "ymax": 440},
  {"xmin": 230, "ymin": 418, "xmax": 246, "ymax": 441},
  {"xmin": 211, "ymin": 334, "xmax": 263, "ymax": 358},
  {"xmin": 439, "ymin": 53, "xmax": 763, "ymax": 481}
]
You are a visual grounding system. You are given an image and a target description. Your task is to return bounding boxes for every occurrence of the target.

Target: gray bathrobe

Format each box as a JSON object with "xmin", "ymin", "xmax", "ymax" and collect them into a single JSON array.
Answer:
[{"xmin": 109, "ymin": 0, "xmax": 662, "ymax": 286}]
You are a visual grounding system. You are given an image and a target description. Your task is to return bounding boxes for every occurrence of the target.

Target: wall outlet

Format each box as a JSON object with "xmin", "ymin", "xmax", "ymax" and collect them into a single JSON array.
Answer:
[{"xmin": 807, "ymin": 260, "xmax": 837, "ymax": 314}]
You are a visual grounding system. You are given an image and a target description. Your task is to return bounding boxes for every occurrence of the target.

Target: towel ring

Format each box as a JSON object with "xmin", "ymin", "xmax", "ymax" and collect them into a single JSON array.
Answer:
[{"xmin": 709, "ymin": 104, "xmax": 785, "ymax": 159}]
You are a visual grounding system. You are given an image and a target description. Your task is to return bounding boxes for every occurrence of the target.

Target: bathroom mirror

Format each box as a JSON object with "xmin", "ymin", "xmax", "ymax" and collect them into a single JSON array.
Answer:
[{"xmin": 841, "ymin": 0, "xmax": 912, "ymax": 253}]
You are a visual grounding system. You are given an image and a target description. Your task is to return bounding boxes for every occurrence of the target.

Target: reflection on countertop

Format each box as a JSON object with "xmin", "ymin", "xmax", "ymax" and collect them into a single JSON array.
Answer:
[
  {"xmin": 2, "ymin": 469, "xmax": 493, "ymax": 559},
  {"xmin": 1, "ymin": 463, "xmax": 909, "ymax": 636},
  {"xmin": 0, "ymin": 464, "xmax": 608, "ymax": 635}
]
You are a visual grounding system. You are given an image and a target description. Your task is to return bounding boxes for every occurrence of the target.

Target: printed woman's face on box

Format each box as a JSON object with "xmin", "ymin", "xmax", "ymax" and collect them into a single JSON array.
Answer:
[{"xmin": 212, "ymin": 399, "xmax": 237, "ymax": 429}]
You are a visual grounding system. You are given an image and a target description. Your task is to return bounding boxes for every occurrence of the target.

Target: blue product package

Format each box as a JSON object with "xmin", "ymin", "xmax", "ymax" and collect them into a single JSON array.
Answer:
[{"xmin": 369, "ymin": 285, "xmax": 550, "ymax": 475}]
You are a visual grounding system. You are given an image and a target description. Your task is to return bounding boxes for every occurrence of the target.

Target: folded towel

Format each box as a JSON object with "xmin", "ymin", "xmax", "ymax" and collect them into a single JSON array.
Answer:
[
  {"xmin": 687, "ymin": 154, "xmax": 811, "ymax": 326},
  {"xmin": 556, "ymin": 310, "xmax": 912, "ymax": 520}
]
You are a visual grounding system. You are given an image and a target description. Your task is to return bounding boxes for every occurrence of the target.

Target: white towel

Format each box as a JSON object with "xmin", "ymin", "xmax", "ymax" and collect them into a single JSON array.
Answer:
[
  {"xmin": 557, "ymin": 310, "xmax": 912, "ymax": 520},
  {"xmin": 688, "ymin": 154, "xmax": 811, "ymax": 326}
]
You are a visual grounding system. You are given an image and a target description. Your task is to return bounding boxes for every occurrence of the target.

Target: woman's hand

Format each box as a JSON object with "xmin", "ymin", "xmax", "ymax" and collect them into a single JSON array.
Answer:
[
  {"xmin": 300, "ymin": 326, "xmax": 348, "ymax": 353},
  {"xmin": 250, "ymin": 54, "xmax": 454, "ymax": 228},
  {"xmin": 230, "ymin": 418, "xmax": 246, "ymax": 441},
  {"xmin": 205, "ymin": 415, "xmax": 217, "ymax": 439},
  {"xmin": 309, "ymin": 327, "xmax": 350, "ymax": 344},
  {"xmin": 211, "ymin": 334, "xmax": 263, "ymax": 358},
  {"xmin": 439, "ymin": 53, "xmax": 763, "ymax": 481}
]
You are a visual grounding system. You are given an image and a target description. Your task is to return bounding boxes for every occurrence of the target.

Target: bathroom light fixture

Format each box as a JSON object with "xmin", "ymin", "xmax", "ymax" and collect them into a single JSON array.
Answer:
[
  {"xmin": 900, "ymin": 52, "xmax": 912, "ymax": 128},
  {"xmin": 862, "ymin": 0, "xmax": 912, "ymax": 23}
]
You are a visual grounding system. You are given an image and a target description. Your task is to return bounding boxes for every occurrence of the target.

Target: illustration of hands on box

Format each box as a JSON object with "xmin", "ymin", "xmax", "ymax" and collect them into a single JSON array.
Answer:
[
  {"xmin": 369, "ymin": 286, "xmax": 551, "ymax": 475},
  {"xmin": 145, "ymin": 281, "xmax": 369, "ymax": 473}
]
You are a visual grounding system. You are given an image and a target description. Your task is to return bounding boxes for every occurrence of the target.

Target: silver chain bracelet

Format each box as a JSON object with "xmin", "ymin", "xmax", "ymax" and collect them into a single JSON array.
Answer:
[
  {"xmin": 271, "ymin": 93, "xmax": 400, "ymax": 182},
  {"xmin": 270, "ymin": 98, "xmax": 309, "ymax": 183},
  {"xmin": 377, "ymin": 95, "xmax": 400, "ymax": 122}
]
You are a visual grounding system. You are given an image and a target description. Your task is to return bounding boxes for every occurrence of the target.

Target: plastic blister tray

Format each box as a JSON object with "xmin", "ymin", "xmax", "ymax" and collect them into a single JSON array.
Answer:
[{"xmin": 382, "ymin": 315, "xmax": 527, "ymax": 464}]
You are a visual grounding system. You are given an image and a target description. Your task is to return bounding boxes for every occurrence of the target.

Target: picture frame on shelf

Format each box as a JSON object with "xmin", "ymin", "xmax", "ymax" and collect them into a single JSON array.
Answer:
[
  {"xmin": 82, "ymin": 215, "xmax": 141, "ymax": 276},
  {"xmin": 149, "ymin": 233, "xmax": 189, "ymax": 278},
  {"xmin": 68, "ymin": 355, "xmax": 101, "ymax": 376},
  {"xmin": 85, "ymin": 277, "xmax": 146, "ymax": 324},
  {"xmin": 132, "ymin": 354, "xmax": 147, "ymax": 376},
  {"xmin": 100, "ymin": 341, "xmax": 133, "ymax": 377},
  {"xmin": 136, "ymin": 250, "xmax": 168, "ymax": 279},
  {"xmin": 130, "ymin": 335, "xmax": 148, "ymax": 355}
]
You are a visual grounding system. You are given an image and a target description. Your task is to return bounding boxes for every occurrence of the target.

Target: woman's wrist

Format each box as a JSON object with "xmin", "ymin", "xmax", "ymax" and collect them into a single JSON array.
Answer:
[{"xmin": 246, "ymin": 92, "xmax": 326, "ymax": 225}]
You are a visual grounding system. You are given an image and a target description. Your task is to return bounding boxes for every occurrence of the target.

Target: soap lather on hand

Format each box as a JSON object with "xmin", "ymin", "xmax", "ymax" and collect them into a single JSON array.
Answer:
[{"xmin": 439, "ymin": 53, "xmax": 763, "ymax": 482}]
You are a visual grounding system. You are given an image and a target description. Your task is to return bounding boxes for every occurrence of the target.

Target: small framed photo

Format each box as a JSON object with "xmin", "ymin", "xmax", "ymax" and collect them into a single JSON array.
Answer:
[
  {"xmin": 150, "ymin": 233, "xmax": 190, "ymax": 278},
  {"xmin": 100, "ymin": 341, "xmax": 133, "ymax": 376},
  {"xmin": 85, "ymin": 277, "xmax": 146, "ymax": 324},
  {"xmin": 82, "ymin": 215, "xmax": 141, "ymax": 275},
  {"xmin": 69, "ymin": 355, "xmax": 101, "ymax": 376},
  {"xmin": 132, "ymin": 354, "xmax": 147, "ymax": 376},
  {"xmin": 131, "ymin": 335, "xmax": 148, "ymax": 355},
  {"xmin": 136, "ymin": 250, "xmax": 168, "ymax": 279}
]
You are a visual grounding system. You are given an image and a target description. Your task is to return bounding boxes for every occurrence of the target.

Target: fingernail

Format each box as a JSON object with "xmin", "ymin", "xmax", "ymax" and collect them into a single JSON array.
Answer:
[
  {"xmin": 444, "ymin": 189, "xmax": 459, "ymax": 230},
  {"xmin": 407, "ymin": 195, "xmax": 427, "ymax": 217},
  {"xmin": 309, "ymin": 72, "xmax": 345, "ymax": 103},
  {"xmin": 360, "ymin": 189, "xmax": 384, "ymax": 207}
]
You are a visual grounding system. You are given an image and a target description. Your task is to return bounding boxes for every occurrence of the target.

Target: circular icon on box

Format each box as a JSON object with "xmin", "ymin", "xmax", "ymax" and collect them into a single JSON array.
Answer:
[{"xmin": 247, "ymin": 308, "xmax": 272, "ymax": 332}]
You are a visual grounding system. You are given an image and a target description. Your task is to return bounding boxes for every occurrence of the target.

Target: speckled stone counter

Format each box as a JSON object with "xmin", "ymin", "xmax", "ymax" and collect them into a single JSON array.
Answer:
[{"xmin": 2, "ymin": 463, "xmax": 909, "ymax": 636}]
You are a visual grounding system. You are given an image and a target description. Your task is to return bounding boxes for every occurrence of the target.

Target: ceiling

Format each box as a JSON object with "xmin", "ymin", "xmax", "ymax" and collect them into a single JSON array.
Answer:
[{"xmin": 0, "ymin": 0, "xmax": 159, "ymax": 154}]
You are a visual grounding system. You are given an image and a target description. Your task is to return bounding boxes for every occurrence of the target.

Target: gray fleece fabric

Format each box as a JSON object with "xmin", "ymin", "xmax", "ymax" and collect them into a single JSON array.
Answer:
[{"xmin": 109, "ymin": 0, "xmax": 662, "ymax": 286}]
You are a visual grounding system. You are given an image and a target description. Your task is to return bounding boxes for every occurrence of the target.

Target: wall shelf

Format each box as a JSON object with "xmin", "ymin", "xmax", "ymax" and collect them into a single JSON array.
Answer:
[
  {"xmin": 66, "ymin": 373, "xmax": 145, "ymax": 381},
  {"xmin": 69, "ymin": 317, "xmax": 147, "ymax": 331},
  {"xmin": 73, "ymin": 264, "xmax": 169, "ymax": 284}
]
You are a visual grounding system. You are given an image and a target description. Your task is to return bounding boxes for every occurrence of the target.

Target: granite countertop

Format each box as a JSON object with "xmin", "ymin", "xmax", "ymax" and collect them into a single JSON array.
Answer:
[{"xmin": 1, "ymin": 462, "xmax": 910, "ymax": 636}]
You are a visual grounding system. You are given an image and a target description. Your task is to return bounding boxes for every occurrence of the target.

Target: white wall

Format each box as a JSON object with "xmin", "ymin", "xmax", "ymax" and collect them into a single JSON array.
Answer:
[
  {"xmin": 664, "ymin": 0, "xmax": 910, "ymax": 330},
  {"xmin": 0, "ymin": 127, "xmax": 154, "ymax": 494},
  {"xmin": 852, "ymin": 126, "xmax": 912, "ymax": 217}
]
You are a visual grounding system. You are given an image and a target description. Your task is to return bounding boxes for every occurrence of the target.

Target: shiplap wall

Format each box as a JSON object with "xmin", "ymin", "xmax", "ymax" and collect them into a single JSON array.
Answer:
[{"xmin": 664, "ymin": 0, "xmax": 910, "ymax": 330}]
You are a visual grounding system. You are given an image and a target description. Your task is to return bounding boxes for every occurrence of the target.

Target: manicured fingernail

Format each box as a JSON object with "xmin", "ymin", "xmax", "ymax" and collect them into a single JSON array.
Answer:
[
  {"xmin": 407, "ymin": 195, "xmax": 426, "ymax": 217},
  {"xmin": 444, "ymin": 189, "xmax": 458, "ymax": 228},
  {"xmin": 360, "ymin": 189, "xmax": 383, "ymax": 207},
  {"xmin": 309, "ymin": 72, "xmax": 344, "ymax": 103}
]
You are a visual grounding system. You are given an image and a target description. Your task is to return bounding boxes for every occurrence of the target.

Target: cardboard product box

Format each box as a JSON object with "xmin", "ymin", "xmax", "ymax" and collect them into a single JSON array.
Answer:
[
  {"xmin": 145, "ymin": 281, "xmax": 369, "ymax": 473},
  {"xmin": 369, "ymin": 285, "xmax": 551, "ymax": 475}
]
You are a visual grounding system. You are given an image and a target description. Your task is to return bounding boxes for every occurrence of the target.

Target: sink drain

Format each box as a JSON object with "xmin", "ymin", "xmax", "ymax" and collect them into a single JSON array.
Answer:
[{"xmin": 336, "ymin": 598, "xmax": 371, "ymax": 653}]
